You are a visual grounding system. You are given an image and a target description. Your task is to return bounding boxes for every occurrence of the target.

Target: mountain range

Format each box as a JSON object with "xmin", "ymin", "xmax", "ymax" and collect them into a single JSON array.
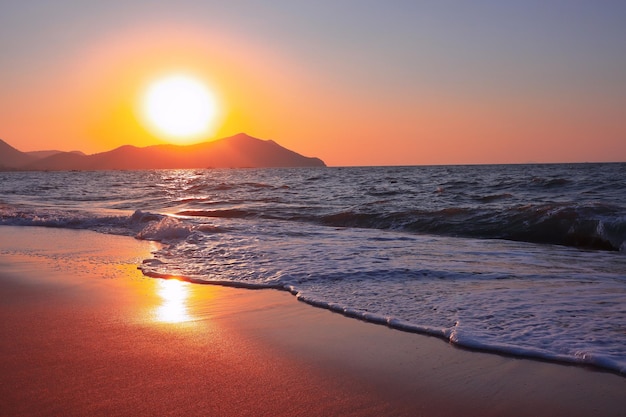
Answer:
[{"xmin": 0, "ymin": 133, "xmax": 325, "ymax": 171}]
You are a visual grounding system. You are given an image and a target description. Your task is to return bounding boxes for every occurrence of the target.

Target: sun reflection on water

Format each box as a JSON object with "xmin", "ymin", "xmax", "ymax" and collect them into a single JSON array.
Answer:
[{"xmin": 155, "ymin": 279, "xmax": 192, "ymax": 323}]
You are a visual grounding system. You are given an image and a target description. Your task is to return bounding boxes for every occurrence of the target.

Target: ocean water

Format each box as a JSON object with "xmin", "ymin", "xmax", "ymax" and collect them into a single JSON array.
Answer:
[{"xmin": 1, "ymin": 164, "xmax": 625, "ymax": 374}]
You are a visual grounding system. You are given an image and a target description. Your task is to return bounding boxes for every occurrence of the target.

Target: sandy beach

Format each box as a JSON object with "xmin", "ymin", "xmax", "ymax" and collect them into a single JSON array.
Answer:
[{"xmin": 0, "ymin": 226, "xmax": 624, "ymax": 417}]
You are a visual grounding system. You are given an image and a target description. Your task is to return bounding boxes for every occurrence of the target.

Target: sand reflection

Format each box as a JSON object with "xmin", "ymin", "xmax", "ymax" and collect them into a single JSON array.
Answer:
[{"xmin": 155, "ymin": 279, "xmax": 192, "ymax": 323}]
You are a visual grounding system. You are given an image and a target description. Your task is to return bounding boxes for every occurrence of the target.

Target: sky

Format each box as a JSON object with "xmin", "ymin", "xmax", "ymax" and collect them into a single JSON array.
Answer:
[{"xmin": 1, "ymin": 1, "xmax": 626, "ymax": 166}]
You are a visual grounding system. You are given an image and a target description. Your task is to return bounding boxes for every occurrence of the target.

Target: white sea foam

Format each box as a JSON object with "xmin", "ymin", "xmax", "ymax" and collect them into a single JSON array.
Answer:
[
  {"xmin": 135, "ymin": 216, "xmax": 194, "ymax": 241},
  {"xmin": 137, "ymin": 217, "xmax": 626, "ymax": 375}
]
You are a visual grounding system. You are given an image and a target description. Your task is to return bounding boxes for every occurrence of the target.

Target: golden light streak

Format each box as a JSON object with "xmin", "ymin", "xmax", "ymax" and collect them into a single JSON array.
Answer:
[{"xmin": 155, "ymin": 279, "xmax": 192, "ymax": 323}]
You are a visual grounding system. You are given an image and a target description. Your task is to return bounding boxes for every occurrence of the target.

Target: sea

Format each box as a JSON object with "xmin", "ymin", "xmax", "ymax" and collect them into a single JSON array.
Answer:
[{"xmin": 1, "ymin": 163, "xmax": 625, "ymax": 374}]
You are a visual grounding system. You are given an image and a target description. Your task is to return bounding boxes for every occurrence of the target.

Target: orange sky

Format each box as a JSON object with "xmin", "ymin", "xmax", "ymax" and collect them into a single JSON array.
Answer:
[{"xmin": 1, "ymin": 3, "xmax": 625, "ymax": 166}]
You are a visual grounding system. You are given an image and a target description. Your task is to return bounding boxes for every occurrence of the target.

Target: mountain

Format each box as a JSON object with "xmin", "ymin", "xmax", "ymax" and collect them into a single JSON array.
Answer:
[
  {"xmin": 1, "ymin": 134, "xmax": 325, "ymax": 171},
  {"xmin": 26, "ymin": 150, "xmax": 85, "ymax": 159},
  {"xmin": 0, "ymin": 138, "xmax": 36, "ymax": 169}
]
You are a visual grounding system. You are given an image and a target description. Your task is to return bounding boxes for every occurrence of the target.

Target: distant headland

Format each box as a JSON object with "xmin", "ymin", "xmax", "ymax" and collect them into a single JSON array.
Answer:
[{"xmin": 0, "ymin": 133, "xmax": 326, "ymax": 171}]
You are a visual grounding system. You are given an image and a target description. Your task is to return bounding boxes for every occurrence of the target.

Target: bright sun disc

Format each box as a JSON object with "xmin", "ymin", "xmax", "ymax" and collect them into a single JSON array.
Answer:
[{"xmin": 142, "ymin": 74, "xmax": 217, "ymax": 142}]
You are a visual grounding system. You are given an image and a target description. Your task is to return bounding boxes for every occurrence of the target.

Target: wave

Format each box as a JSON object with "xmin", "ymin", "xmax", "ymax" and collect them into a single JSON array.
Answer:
[
  {"xmin": 530, "ymin": 176, "xmax": 570, "ymax": 187},
  {"xmin": 472, "ymin": 193, "xmax": 513, "ymax": 203},
  {"xmin": 172, "ymin": 202, "xmax": 626, "ymax": 251},
  {"xmin": 0, "ymin": 206, "xmax": 139, "ymax": 236},
  {"xmin": 177, "ymin": 209, "xmax": 254, "ymax": 219},
  {"xmin": 0, "ymin": 206, "xmax": 229, "ymax": 244},
  {"xmin": 3, "ymin": 197, "xmax": 625, "ymax": 252},
  {"xmin": 320, "ymin": 203, "xmax": 626, "ymax": 251}
]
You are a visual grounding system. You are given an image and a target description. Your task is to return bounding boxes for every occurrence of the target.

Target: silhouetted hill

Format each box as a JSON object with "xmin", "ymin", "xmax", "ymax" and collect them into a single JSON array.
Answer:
[
  {"xmin": 0, "ymin": 138, "xmax": 36, "ymax": 169},
  {"xmin": 4, "ymin": 134, "xmax": 325, "ymax": 171},
  {"xmin": 26, "ymin": 150, "xmax": 85, "ymax": 159}
]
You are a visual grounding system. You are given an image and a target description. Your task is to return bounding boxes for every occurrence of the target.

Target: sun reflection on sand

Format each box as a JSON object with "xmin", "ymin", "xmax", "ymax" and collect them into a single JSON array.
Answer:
[{"xmin": 155, "ymin": 279, "xmax": 192, "ymax": 323}]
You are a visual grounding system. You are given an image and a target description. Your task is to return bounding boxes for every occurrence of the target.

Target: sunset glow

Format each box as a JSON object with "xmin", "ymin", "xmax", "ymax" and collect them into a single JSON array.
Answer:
[
  {"xmin": 141, "ymin": 74, "xmax": 218, "ymax": 144},
  {"xmin": 1, "ymin": 3, "xmax": 625, "ymax": 164}
]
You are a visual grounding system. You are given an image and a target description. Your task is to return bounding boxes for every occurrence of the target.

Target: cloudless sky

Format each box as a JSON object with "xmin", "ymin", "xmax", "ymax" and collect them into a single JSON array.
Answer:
[{"xmin": 1, "ymin": 1, "xmax": 625, "ymax": 165}]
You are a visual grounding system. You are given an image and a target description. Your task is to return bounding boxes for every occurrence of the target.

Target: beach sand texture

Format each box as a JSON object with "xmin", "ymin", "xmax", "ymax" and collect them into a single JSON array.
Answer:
[{"xmin": 1, "ymin": 226, "xmax": 625, "ymax": 416}]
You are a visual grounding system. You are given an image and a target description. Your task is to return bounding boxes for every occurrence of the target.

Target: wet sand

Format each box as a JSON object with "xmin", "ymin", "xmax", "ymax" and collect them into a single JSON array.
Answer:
[{"xmin": 0, "ymin": 226, "xmax": 624, "ymax": 416}]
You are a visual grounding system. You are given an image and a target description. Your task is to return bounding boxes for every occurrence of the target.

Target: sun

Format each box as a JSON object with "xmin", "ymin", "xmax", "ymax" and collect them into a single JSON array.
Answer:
[{"xmin": 141, "ymin": 74, "xmax": 218, "ymax": 144}]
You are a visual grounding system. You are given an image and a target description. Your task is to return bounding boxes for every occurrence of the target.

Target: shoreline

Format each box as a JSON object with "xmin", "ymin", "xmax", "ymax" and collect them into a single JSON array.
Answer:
[
  {"xmin": 145, "ymin": 269, "xmax": 626, "ymax": 378},
  {"xmin": 1, "ymin": 226, "xmax": 625, "ymax": 416}
]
